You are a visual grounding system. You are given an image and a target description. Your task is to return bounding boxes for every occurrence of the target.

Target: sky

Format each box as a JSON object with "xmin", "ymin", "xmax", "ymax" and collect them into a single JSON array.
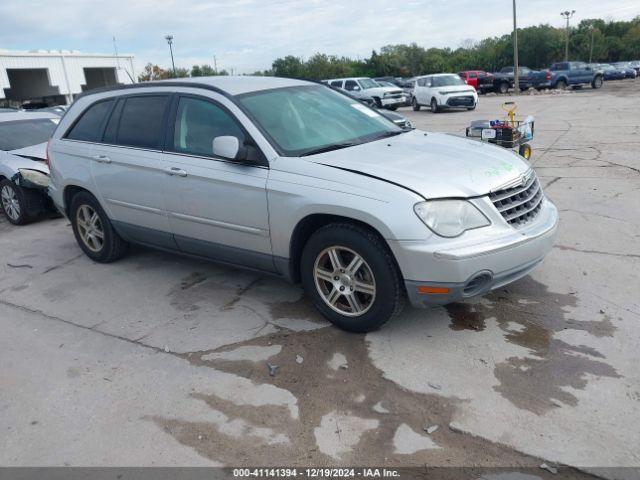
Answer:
[{"xmin": 1, "ymin": 0, "xmax": 639, "ymax": 75}]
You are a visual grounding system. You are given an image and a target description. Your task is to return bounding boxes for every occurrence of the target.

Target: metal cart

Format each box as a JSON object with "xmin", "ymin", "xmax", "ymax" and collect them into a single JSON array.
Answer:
[{"xmin": 465, "ymin": 102, "xmax": 535, "ymax": 159}]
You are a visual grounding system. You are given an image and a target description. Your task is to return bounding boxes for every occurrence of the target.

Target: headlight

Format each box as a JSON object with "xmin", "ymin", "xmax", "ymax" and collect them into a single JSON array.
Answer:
[
  {"xmin": 414, "ymin": 200, "xmax": 490, "ymax": 237},
  {"xmin": 17, "ymin": 169, "xmax": 50, "ymax": 188}
]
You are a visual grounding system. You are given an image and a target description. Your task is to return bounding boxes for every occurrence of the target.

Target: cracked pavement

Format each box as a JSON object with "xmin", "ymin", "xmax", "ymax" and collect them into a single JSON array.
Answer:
[{"xmin": 0, "ymin": 80, "xmax": 639, "ymax": 478}]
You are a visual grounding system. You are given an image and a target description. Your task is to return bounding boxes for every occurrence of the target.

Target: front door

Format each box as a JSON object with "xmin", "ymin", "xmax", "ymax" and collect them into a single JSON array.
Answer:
[{"xmin": 162, "ymin": 94, "xmax": 274, "ymax": 272}]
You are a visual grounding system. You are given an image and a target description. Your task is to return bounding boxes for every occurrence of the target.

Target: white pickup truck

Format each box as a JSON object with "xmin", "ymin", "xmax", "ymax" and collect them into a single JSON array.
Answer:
[{"xmin": 324, "ymin": 77, "xmax": 406, "ymax": 110}]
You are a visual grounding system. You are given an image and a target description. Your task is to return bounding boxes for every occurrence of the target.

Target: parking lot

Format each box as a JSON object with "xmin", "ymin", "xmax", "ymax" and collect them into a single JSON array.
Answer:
[{"xmin": 1, "ymin": 79, "xmax": 639, "ymax": 477}]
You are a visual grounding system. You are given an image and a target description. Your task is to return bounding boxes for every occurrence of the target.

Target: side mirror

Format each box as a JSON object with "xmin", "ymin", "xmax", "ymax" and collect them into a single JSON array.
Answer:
[{"xmin": 213, "ymin": 136, "xmax": 241, "ymax": 160}]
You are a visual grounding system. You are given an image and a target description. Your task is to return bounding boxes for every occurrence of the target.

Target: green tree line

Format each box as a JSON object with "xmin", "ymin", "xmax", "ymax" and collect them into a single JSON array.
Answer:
[
  {"xmin": 139, "ymin": 16, "xmax": 639, "ymax": 82},
  {"xmin": 267, "ymin": 17, "xmax": 640, "ymax": 79}
]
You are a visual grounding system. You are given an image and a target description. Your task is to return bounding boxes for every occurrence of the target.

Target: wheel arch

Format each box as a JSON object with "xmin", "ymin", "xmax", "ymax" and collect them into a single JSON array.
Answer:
[{"xmin": 287, "ymin": 213, "xmax": 397, "ymax": 284}]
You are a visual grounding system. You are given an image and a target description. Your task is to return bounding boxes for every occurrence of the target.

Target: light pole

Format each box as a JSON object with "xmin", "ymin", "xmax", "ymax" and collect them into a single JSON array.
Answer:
[
  {"xmin": 588, "ymin": 24, "xmax": 595, "ymax": 63},
  {"xmin": 164, "ymin": 35, "xmax": 176, "ymax": 77},
  {"xmin": 512, "ymin": 0, "xmax": 519, "ymax": 94},
  {"xmin": 560, "ymin": 10, "xmax": 575, "ymax": 62}
]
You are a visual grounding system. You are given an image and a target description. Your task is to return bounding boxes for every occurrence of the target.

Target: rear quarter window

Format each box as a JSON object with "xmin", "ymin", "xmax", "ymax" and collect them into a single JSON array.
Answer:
[{"xmin": 65, "ymin": 100, "xmax": 114, "ymax": 142}]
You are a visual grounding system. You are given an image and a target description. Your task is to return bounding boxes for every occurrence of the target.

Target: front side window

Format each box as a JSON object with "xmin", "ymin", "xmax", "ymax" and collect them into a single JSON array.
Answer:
[
  {"xmin": 344, "ymin": 80, "xmax": 358, "ymax": 91},
  {"xmin": 238, "ymin": 85, "xmax": 401, "ymax": 157},
  {"xmin": 172, "ymin": 97, "xmax": 245, "ymax": 157},
  {"xmin": 116, "ymin": 96, "xmax": 169, "ymax": 149},
  {"xmin": 66, "ymin": 100, "xmax": 114, "ymax": 142},
  {"xmin": 0, "ymin": 119, "xmax": 58, "ymax": 151}
]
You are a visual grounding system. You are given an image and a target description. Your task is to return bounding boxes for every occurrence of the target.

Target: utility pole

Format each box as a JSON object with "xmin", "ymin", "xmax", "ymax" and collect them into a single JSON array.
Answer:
[
  {"xmin": 560, "ymin": 10, "xmax": 575, "ymax": 62},
  {"xmin": 512, "ymin": 0, "xmax": 519, "ymax": 94},
  {"xmin": 165, "ymin": 35, "xmax": 176, "ymax": 77},
  {"xmin": 589, "ymin": 24, "xmax": 595, "ymax": 63},
  {"xmin": 213, "ymin": 55, "xmax": 218, "ymax": 74}
]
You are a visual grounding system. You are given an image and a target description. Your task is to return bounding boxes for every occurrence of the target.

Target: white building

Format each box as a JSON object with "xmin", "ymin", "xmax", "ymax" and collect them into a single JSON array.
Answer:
[{"xmin": 0, "ymin": 50, "xmax": 135, "ymax": 107}]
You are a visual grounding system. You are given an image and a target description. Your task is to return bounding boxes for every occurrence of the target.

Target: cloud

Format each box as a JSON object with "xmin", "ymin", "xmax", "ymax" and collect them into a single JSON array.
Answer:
[{"xmin": 1, "ymin": 0, "xmax": 638, "ymax": 74}]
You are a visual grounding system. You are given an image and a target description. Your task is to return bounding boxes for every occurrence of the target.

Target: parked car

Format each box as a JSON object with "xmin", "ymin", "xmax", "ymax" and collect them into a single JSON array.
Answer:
[
  {"xmin": 411, "ymin": 74, "xmax": 478, "ymax": 112},
  {"xmin": 595, "ymin": 64, "xmax": 626, "ymax": 81},
  {"xmin": 491, "ymin": 66, "xmax": 548, "ymax": 93},
  {"xmin": 325, "ymin": 77, "xmax": 406, "ymax": 110},
  {"xmin": 458, "ymin": 70, "xmax": 494, "ymax": 94},
  {"xmin": 611, "ymin": 62, "xmax": 637, "ymax": 79},
  {"xmin": 0, "ymin": 112, "xmax": 58, "ymax": 224},
  {"xmin": 48, "ymin": 76, "xmax": 557, "ymax": 332},
  {"xmin": 544, "ymin": 62, "xmax": 604, "ymax": 90},
  {"xmin": 338, "ymin": 88, "xmax": 413, "ymax": 130},
  {"xmin": 629, "ymin": 61, "xmax": 640, "ymax": 74}
]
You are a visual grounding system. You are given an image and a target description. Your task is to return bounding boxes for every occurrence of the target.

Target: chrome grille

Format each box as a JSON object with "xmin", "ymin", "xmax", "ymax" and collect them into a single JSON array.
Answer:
[{"xmin": 490, "ymin": 171, "xmax": 544, "ymax": 227}]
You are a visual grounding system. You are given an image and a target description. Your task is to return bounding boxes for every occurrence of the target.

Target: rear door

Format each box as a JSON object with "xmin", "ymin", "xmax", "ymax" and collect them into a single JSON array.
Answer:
[
  {"xmin": 161, "ymin": 93, "xmax": 273, "ymax": 272},
  {"xmin": 90, "ymin": 94, "xmax": 176, "ymax": 249}
]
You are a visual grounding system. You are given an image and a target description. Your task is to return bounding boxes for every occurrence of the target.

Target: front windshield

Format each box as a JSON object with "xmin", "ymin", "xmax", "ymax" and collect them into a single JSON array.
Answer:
[
  {"xmin": 0, "ymin": 118, "xmax": 57, "ymax": 151},
  {"xmin": 238, "ymin": 85, "xmax": 401, "ymax": 156},
  {"xmin": 358, "ymin": 78, "xmax": 379, "ymax": 89},
  {"xmin": 432, "ymin": 75, "xmax": 466, "ymax": 87}
]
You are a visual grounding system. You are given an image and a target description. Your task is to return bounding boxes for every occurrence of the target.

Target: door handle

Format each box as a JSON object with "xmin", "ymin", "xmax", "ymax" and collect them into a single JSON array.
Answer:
[
  {"xmin": 165, "ymin": 167, "xmax": 188, "ymax": 177},
  {"xmin": 92, "ymin": 155, "xmax": 111, "ymax": 164}
]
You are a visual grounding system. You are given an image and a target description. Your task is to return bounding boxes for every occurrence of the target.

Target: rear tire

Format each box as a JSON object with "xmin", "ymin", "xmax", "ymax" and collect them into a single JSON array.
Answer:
[
  {"xmin": 300, "ymin": 223, "xmax": 405, "ymax": 333},
  {"xmin": 412, "ymin": 97, "xmax": 421, "ymax": 111},
  {"xmin": 556, "ymin": 79, "xmax": 568, "ymax": 90},
  {"xmin": 498, "ymin": 82, "xmax": 509, "ymax": 94},
  {"xmin": 430, "ymin": 98, "xmax": 439, "ymax": 113},
  {"xmin": 387, "ymin": 105, "xmax": 398, "ymax": 111},
  {"xmin": 69, "ymin": 191, "xmax": 128, "ymax": 263},
  {"xmin": 0, "ymin": 179, "xmax": 43, "ymax": 225}
]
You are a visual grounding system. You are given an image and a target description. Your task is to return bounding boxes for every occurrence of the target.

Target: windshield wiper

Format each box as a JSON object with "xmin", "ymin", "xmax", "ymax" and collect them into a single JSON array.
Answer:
[
  {"xmin": 372, "ymin": 130, "xmax": 405, "ymax": 140},
  {"xmin": 300, "ymin": 143, "xmax": 357, "ymax": 157}
]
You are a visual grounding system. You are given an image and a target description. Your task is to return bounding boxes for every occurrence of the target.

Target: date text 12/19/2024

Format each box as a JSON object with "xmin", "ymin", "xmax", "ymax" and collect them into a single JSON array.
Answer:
[{"xmin": 233, "ymin": 469, "xmax": 400, "ymax": 478}]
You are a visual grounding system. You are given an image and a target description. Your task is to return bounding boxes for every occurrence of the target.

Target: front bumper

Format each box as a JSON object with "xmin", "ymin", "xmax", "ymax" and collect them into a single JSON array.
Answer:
[
  {"xmin": 381, "ymin": 96, "xmax": 406, "ymax": 107},
  {"xmin": 389, "ymin": 199, "xmax": 559, "ymax": 308}
]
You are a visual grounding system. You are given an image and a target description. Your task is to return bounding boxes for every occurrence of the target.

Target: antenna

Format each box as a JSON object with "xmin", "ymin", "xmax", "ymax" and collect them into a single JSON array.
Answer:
[{"xmin": 113, "ymin": 36, "xmax": 121, "ymax": 69}]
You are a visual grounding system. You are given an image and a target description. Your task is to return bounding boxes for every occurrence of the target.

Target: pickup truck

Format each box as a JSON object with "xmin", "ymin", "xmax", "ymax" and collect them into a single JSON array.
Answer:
[
  {"xmin": 540, "ymin": 62, "xmax": 604, "ymax": 90},
  {"xmin": 491, "ymin": 66, "xmax": 549, "ymax": 93}
]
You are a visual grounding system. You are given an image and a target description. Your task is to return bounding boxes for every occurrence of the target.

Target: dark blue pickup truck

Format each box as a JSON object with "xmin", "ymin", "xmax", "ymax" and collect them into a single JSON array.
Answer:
[{"xmin": 538, "ymin": 62, "xmax": 604, "ymax": 90}]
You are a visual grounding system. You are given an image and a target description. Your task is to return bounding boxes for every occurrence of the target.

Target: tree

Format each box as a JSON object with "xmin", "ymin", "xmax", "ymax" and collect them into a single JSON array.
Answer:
[{"xmin": 137, "ymin": 63, "xmax": 169, "ymax": 82}]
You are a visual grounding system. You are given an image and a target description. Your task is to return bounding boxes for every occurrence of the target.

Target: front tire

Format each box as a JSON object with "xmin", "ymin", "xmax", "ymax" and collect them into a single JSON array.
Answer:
[
  {"xmin": 412, "ymin": 97, "xmax": 421, "ymax": 111},
  {"xmin": 70, "ymin": 191, "xmax": 128, "ymax": 263},
  {"xmin": 498, "ymin": 82, "xmax": 509, "ymax": 94},
  {"xmin": 0, "ymin": 179, "xmax": 43, "ymax": 225},
  {"xmin": 592, "ymin": 76, "xmax": 603, "ymax": 89},
  {"xmin": 556, "ymin": 79, "xmax": 568, "ymax": 90},
  {"xmin": 300, "ymin": 223, "xmax": 405, "ymax": 333},
  {"xmin": 430, "ymin": 98, "xmax": 439, "ymax": 113}
]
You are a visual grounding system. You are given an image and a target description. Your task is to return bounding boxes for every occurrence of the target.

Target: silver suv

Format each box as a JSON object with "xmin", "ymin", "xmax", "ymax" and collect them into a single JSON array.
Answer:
[{"xmin": 48, "ymin": 76, "xmax": 558, "ymax": 332}]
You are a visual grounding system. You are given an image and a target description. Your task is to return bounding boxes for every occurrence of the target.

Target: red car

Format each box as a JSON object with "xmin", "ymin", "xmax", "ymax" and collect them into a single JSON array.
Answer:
[{"xmin": 458, "ymin": 70, "xmax": 494, "ymax": 94}]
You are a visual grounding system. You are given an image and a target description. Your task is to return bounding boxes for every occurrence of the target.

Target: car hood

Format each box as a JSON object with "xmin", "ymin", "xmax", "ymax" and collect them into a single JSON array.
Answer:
[
  {"xmin": 305, "ymin": 130, "xmax": 531, "ymax": 199},
  {"xmin": 1, "ymin": 142, "xmax": 49, "ymax": 175},
  {"xmin": 438, "ymin": 85, "xmax": 476, "ymax": 94},
  {"xmin": 9, "ymin": 142, "xmax": 48, "ymax": 161},
  {"xmin": 364, "ymin": 86, "xmax": 404, "ymax": 96}
]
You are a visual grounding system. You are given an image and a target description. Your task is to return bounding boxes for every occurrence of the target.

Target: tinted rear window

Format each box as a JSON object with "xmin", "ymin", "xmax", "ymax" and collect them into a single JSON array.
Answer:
[
  {"xmin": 66, "ymin": 100, "xmax": 114, "ymax": 142},
  {"xmin": 115, "ymin": 96, "xmax": 169, "ymax": 149},
  {"xmin": 0, "ymin": 118, "xmax": 58, "ymax": 151}
]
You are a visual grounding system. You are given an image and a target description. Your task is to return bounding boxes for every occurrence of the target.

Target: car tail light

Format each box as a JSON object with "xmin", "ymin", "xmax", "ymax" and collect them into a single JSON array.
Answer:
[{"xmin": 546, "ymin": 71, "xmax": 551, "ymax": 80}]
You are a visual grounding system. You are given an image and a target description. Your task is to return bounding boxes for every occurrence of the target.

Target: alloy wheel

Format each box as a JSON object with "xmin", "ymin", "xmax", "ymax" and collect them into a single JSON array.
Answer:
[
  {"xmin": 313, "ymin": 246, "xmax": 376, "ymax": 317},
  {"xmin": 76, "ymin": 204, "xmax": 104, "ymax": 252},
  {"xmin": 1, "ymin": 185, "xmax": 20, "ymax": 221}
]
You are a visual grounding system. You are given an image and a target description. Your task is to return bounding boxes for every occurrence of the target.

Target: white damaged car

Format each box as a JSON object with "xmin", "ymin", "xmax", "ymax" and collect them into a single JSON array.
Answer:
[{"xmin": 0, "ymin": 112, "xmax": 58, "ymax": 224}]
